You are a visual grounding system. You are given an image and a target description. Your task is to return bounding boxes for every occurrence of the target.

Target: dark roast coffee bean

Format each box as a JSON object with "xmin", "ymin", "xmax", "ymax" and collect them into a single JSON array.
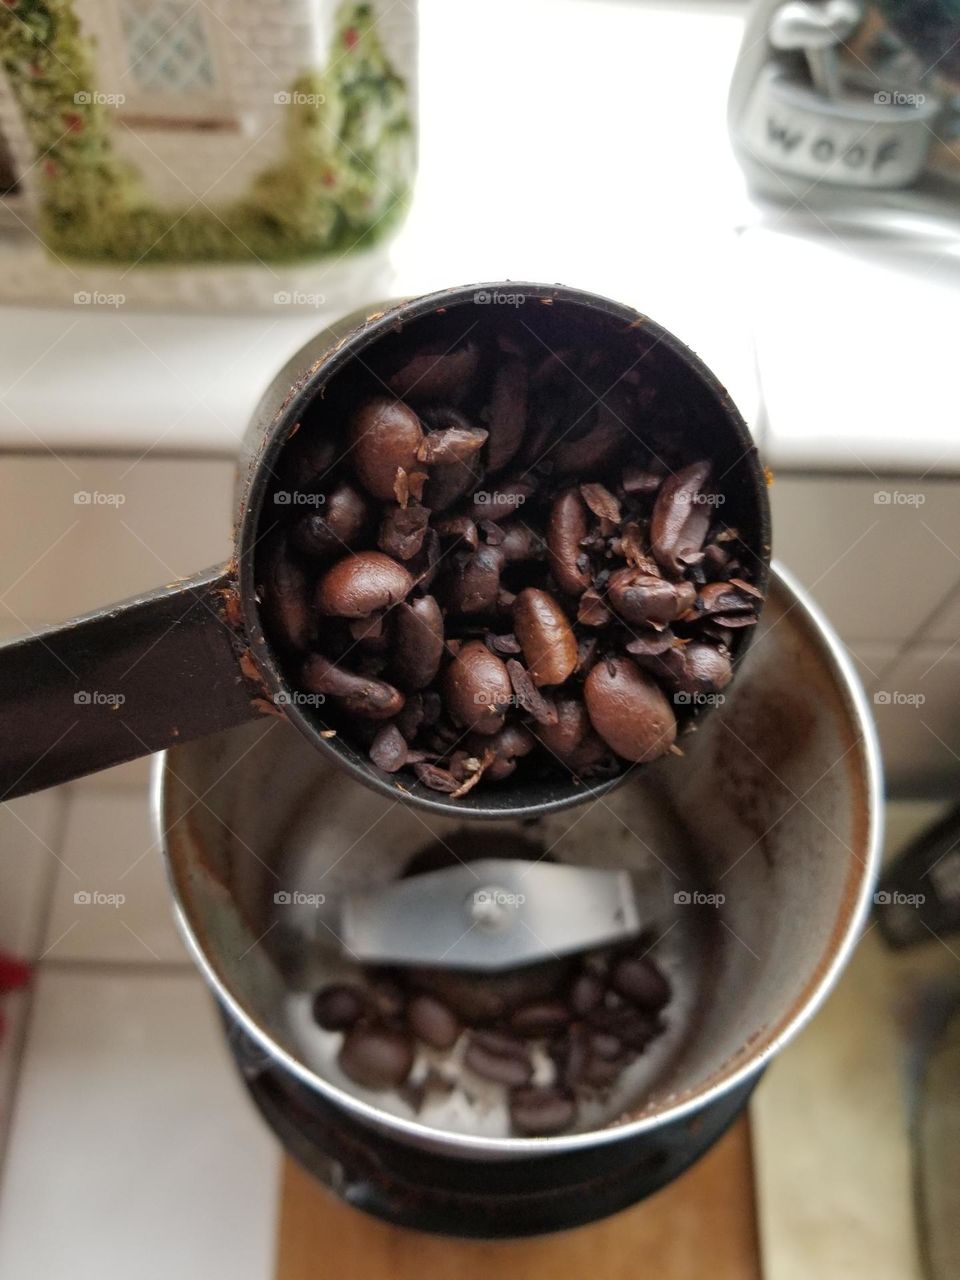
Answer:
[
  {"xmin": 590, "ymin": 1031, "xmax": 623, "ymax": 1060},
  {"xmin": 606, "ymin": 568, "xmax": 696, "ymax": 627},
  {"xmin": 650, "ymin": 460, "xmax": 712, "ymax": 574},
  {"xmin": 301, "ymin": 655, "xmax": 405, "ymax": 720},
  {"xmin": 312, "ymin": 984, "xmax": 367, "ymax": 1031},
  {"xmin": 369, "ymin": 723, "xmax": 408, "ymax": 772},
  {"xmin": 568, "ymin": 971, "xmax": 604, "ymax": 1017},
  {"xmin": 338, "ymin": 1025, "xmax": 415, "ymax": 1090},
  {"xmin": 349, "ymin": 398, "xmax": 425, "ymax": 501},
  {"xmin": 417, "ymin": 425, "xmax": 488, "ymax": 466},
  {"xmin": 547, "ymin": 489, "xmax": 591, "ymax": 596},
  {"xmin": 512, "ymin": 589, "xmax": 578, "ymax": 688},
  {"xmin": 316, "ymin": 551, "xmax": 413, "ymax": 619},
  {"xmin": 387, "ymin": 340, "xmax": 480, "ymax": 402},
  {"xmin": 584, "ymin": 658, "xmax": 676, "ymax": 763},
  {"xmin": 485, "ymin": 355, "xmax": 528, "ymax": 472},
  {"xmin": 611, "ymin": 955, "xmax": 671, "ymax": 1011},
  {"xmin": 260, "ymin": 536, "xmax": 314, "ymax": 653},
  {"xmin": 443, "ymin": 640, "xmax": 512, "ymax": 735},
  {"xmin": 510, "ymin": 1000, "xmax": 570, "ymax": 1038},
  {"xmin": 393, "ymin": 596, "xmax": 444, "ymax": 691},
  {"xmin": 378, "ymin": 503, "xmax": 430, "ymax": 562},
  {"xmin": 464, "ymin": 1031, "xmax": 533, "ymax": 1087},
  {"xmin": 580, "ymin": 1053, "xmax": 626, "ymax": 1089},
  {"xmin": 292, "ymin": 481, "xmax": 370, "ymax": 558},
  {"xmin": 509, "ymin": 1085, "xmax": 577, "ymax": 1136},
  {"xmin": 407, "ymin": 994, "xmax": 461, "ymax": 1050}
]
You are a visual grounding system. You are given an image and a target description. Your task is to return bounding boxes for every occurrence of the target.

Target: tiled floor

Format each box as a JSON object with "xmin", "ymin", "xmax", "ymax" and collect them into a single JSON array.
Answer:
[{"xmin": 0, "ymin": 772, "xmax": 281, "ymax": 1280}]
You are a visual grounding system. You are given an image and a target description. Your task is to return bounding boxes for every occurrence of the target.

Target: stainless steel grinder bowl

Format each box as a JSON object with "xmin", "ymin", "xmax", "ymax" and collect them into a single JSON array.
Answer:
[{"xmin": 157, "ymin": 563, "xmax": 881, "ymax": 1237}]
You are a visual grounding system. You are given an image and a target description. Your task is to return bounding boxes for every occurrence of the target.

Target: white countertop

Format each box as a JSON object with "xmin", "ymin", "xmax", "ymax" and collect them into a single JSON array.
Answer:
[{"xmin": 0, "ymin": 0, "xmax": 956, "ymax": 472}]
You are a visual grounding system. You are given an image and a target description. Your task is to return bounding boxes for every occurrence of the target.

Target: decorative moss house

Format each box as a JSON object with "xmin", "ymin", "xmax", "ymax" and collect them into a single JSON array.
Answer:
[{"xmin": 0, "ymin": 0, "xmax": 416, "ymax": 304}]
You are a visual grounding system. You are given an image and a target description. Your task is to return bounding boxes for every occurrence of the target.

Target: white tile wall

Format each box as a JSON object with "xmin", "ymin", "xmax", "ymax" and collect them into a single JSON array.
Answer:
[
  {"xmin": 771, "ymin": 473, "xmax": 960, "ymax": 795},
  {"xmin": 0, "ymin": 457, "xmax": 234, "ymax": 631},
  {"xmin": 43, "ymin": 788, "xmax": 187, "ymax": 965},
  {"xmin": 769, "ymin": 475, "xmax": 960, "ymax": 646}
]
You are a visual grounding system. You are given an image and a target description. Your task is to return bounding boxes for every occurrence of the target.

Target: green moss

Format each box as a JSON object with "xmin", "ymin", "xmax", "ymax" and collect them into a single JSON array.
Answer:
[{"xmin": 0, "ymin": 0, "xmax": 414, "ymax": 264}]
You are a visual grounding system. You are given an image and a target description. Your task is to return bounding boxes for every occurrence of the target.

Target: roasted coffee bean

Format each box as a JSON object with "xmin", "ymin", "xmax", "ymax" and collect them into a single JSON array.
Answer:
[
  {"xmin": 260, "ymin": 536, "xmax": 314, "ymax": 652},
  {"xmin": 568, "ymin": 971, "xmax": 605, "ymax": 1017},
  {"xmin": 387, "ymin": 340, "xmax": 480, "ymax": 402},
  {"xmin": 349, "ymin": 398, "xmax": 425, "ymax": 501},
  {"xmin": 292, "ymin": 481, "xmax": 370, "ymax": 558},
  {"xmin": 513, "ymin": 588, "xmax": 578, "ymax": 687},
  {"xmin": 580, "ymin": 1053, "xmax": 626, "ymax": 1089},
  {"xmin": 316, "ymin": 551, "xmax": 413, "ymax": 619},
  {"xmin": 577, "ymin": 587, "xmax": 612, "ymax": 628},
  {"xmin": 464, "ymin": 1031, "xmax": 533, "ymax": 1087},
  {"xmin": 611, "ymin": 955, "xmax": 671, "ymax": 1011},
  {"xmin": 590, "ymin": 1031, "xmax": 623, "ymax": 1060},
  {"xmin": 579, "ymin": 482, "xmax": 621, "ymax": 525},
  {"xmin": 498, "ymin": 523, "xmax": 543, "ymax": 564},
  {"xmin": 505, "ymin": 660, "xmax": 558, "ymax": 727},
  {"xmin": 552, "ymin": 392, "xmax": 626, "ymax": 473},
  {"xmin": 301, "ymin": 654, "xmax": 404, "ymax": 720},
  {"xmin": 650, "ymin": 460, "xmax": 712, "ymax": 574},
  {"xmin": 510, "ymin": 1000, "xmax": 571, "ymax": 1038},
  {"xmin": 485, "ymin": 356, "xmax": 528, "ymax": 472},
  {"xmin": 417, "ymin": 425, "xmax": 488, "ymax": 466},
  {"xmin": 547, "ymin": 489, "xmax": 591, "ymax": 596},
  {"xmin": 606, "ymin": 568, "xmax": 696, "ymax": 628},
  {"xmin": 312, "ymin": 984, "xmax": 367, "ymax": 1031},
  {"xmin": 407, "ymin": 994, "xmax": 461, "ymax": 1050},
  {"xmin": 338, "ymin": 1025, "xmax": 415, "ymax": 1090},
  {"xmin": 369, "ymin": 723, "xmax": 408, "ymax": 772},
  {"xmin": 509, "ymin": 1085, "xmax": 577, "ymax": 1136},
  {"xmin": 584, "ymin": 658, "xmax": 676, "ymax": 763},
  {"xmin": 378, "ymin": 503, "xmax": 430, "ymax": 562},
  {"xmin": 443, "ymin": 640, "xmax": 512, "ymax": 735},
  {"xmin": 634, "ymin": 640, "xmax": 732, "ymax": 696},
  {"xmin": 469, "ymin": 723, "xmax": 535, "ymax": 782},
  {"xmin": 446, "ymin": 545, "xmax": 505, "ymax": 616},
  {"xmin": 393, "ymin": 596, "xmax": 444, "ymax": 691}
]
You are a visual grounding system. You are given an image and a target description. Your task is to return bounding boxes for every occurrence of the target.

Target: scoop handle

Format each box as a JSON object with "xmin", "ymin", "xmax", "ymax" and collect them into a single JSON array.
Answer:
[{"xmin": 0, "ymin": 564, "xmax": 261, "ymax": 800}]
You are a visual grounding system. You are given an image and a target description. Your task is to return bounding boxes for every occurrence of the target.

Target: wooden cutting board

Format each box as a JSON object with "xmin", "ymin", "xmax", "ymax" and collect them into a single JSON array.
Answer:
[{"xmin": 274, "ymin": 1115, "xmax": 761, "ymax": 1280}]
